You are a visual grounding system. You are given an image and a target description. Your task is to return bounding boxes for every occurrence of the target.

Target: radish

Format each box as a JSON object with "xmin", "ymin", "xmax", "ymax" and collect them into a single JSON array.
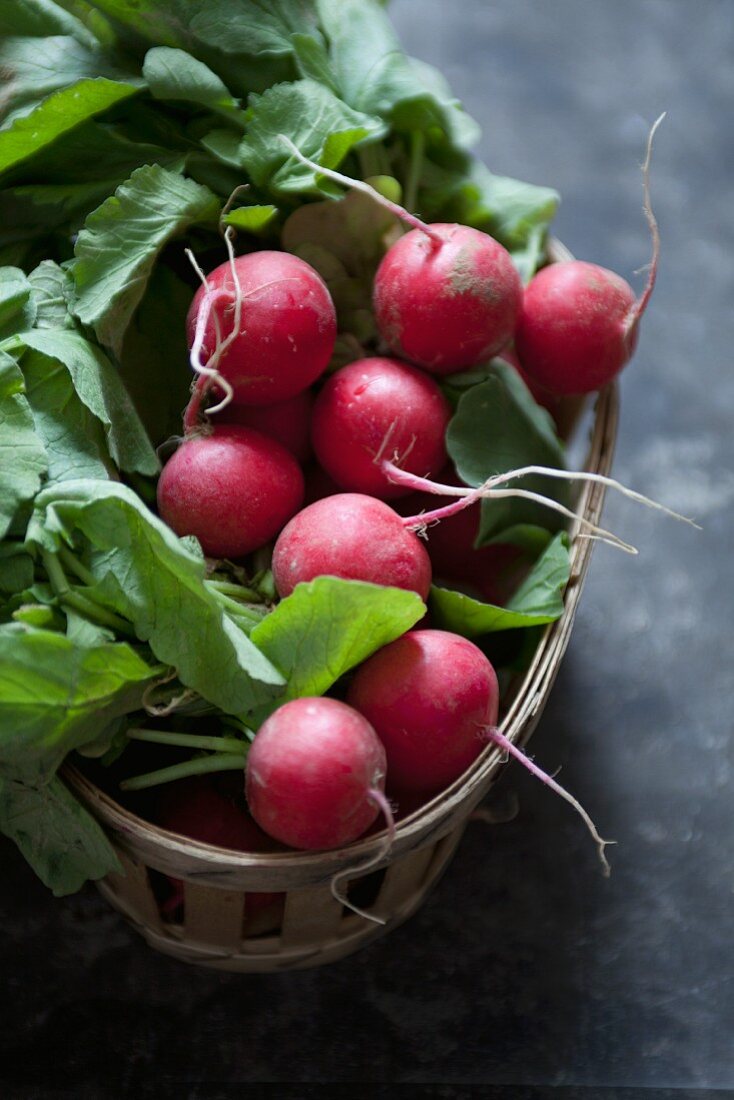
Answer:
[
  {"xmin": 186, "ymin": 249, "xmax": 336, "ymax": 406},
  {"xmin": 246, "ymin": 697, "xmax": 389, "ymax": 850},
  {"xmin": 514, "ymin": 261, "xmax": 641, "ymax": 395},
  {"xmin": 347, "ymin": 629, "xmax": 499, "ymax": 793},
  {"xmin": 515, "ymin": 115, "xmax": 664, "ymax": 395},
  {"xmin": 348, "ymin": 628, "xmax": 613, "ymax": 871},
  {"xmin": 157, "ymin": 425, "xmax": 304, "ymax": 558},
  {"xmin": 271, "ymin": 492, "xmax": 432, "ymax": 600},
  {"xmin": 311, "ymin": 357, "xmax": 451, "ymax": 499},
  {"xmin": 217, "ymin": 388, "xmax": 314, "ymax": 463},
  {"xmin": 373, "ymin": 223, "xmax": 522, "ymax": 373}
]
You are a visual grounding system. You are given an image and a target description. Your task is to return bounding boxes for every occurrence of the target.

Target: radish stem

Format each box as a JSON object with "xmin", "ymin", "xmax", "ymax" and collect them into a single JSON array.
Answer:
[
  {"xmin": 120, "ymin": 752, "xmax": 246, "ymax": 791},
  {"xmin": 126, "ymin": 728, "xmax": 249, "ymax": 755}
]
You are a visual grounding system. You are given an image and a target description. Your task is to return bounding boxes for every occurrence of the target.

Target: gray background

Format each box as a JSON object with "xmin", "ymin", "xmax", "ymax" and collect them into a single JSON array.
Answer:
[{"xmin": 1, "ymin": 1, "xmax": 732, "ymax": 1095}]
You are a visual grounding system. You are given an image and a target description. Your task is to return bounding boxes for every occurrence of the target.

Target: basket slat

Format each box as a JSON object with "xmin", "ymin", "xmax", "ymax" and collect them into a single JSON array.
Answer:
[
  {"xmin": 281, "ymin": 884, "xmax": 344, "ymax": 947},
  {"xmin": 183, "ymin": 883, "xmax": 245, "ymax": 948},
  {"xmin": 105, "ymin": 850, "xmax": 162, "ymax": 932}
]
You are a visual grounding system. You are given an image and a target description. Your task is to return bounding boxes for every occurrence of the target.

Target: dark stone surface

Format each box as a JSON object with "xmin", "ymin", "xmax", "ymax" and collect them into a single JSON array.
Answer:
[{"xmin": 1, "ymin": 1, "xmax": 732, "ymax": 1095}]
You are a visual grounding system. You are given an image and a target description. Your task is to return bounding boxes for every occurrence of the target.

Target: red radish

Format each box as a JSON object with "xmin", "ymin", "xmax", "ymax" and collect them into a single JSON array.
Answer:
[
  {"xmin": 272, "ymin": 493, "xmax": 432, "ymax": 600},
  {"xmin": 373, "ymin": 223, "xmax": 522, "ymax": 374},
  {"xmin": 311, "ymin": 357, "xmax": 451, "ymax": 499},
  {"xmin": 155, "ymin": 777, "xmax": 284, "ymax": 924},
  {"xmin": 186, "ymin": 251, "xmax": 336, "ymax": 405},
  {"xmin": 348, "ymin": 629, "xmax": 499, "ymax": 793},
  {"xmin": 157, "ymin": 425, "xmax": 304, "ymax": 558},
  {"xmin": 217, "ymin": 389, "xmax": 314, "ymax": 463},
  {"xmin": 514, "ymin": 261, "xmax": 640, "ymax": 395},
  {"xmin": 515, "ymin": 115, "xmax": 663, "ymax": 396},
  {"xmin": 246, "ymin": 697, "xmax": 388, "ymax": 850}
]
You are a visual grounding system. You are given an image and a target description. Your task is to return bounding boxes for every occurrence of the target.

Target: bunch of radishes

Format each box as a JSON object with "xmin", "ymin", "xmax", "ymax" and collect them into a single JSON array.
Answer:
[{"xmin": 153, "ymin": 144, "xmax": 664, "ymax": 869}]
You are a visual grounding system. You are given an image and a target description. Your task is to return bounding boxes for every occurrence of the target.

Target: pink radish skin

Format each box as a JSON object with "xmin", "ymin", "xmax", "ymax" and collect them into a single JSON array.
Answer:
[
  {"xmin": 217, "ymin": 389, "xmax": 314, "ymax": 463},
  {"xmin": 348, "ymin": 629, "xmax": 500, "ymax": 793},
  {"xmin": 514, "ymin": 261, "xmax": 639, "ymax": 395},
  {"xmin": 311, "ymin": 357, "xmax": 451, "ymax": 499},
  {"xmin": 373, "ymin": 223, "xmax": 523, "ymax": 374},
  {"xmin": 186, "ymin": 251, "xmax": 336, "ymax": 405},
  {"xmin": 157, "ymin": 425, "xmax": 304, "ymax": 558},
  {"xmin": 246, "ymin": 697, "xmax": 387, "ymax": 850},
  {"xmin": 272, "ymin": 493, "xmax": 432, "ymax": 600}
]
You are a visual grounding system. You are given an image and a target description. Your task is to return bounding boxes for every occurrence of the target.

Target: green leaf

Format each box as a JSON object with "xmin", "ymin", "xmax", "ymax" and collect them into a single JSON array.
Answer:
[
  {"xmin": 446, "ymin": 361, "xmax": 568, "ymax": 543},
  {"xmin": 0, "ymin": 352, "xmax": 48, "ymax": 538},
  {"xmin": 117, "ymin": 263, "xmax": 194, "ymax": 446},
  {"xmin": 224, "ymin": 204, "xmax": 279, "ymax": 234},
  {"xmin": 0, "ymin": 78, "xmax": 141, "ymax": 176},
  {"xmin": 0, "ymin": 625, "xmax": 161, "ymax": 781},
  {"xmin": 28, "ymin": 261, "xmax": 76, "ymax": 330},
  {"xmin": 71, "ymin": 165, "xmax": 220, "ymax": 355},
  {"xmin": 27, "ymin": 481, "xmax": 286, "ymax": 715},
  {"xmin": 281, "ymin": 185, "xmax": 399, "ymax": 342},
  {"xmin": 85, "ymin": 0, "xmax": 319, "ymax": 57},
  {"xmin": 251, "ymin": 576, "xmax": 425, "ymax": 703},
  {"xmin": 429, "ymin": 532, "xmax": 571, "ymax": 638},
  {"xmin": 291, "ymin": 32, "xmax": 338, "ymax": 93},
  {"xmin": 0, "ymin": 265, "xmax": 36, "ymax": 338},
  {"xmin": 0, "ymin": 1, "xmax": 101, "ymax": 45},
  {"xmin": 238, "ymin": 79, "xmax": 386, "ymax": 195},
  {"xmin": 142, "ymin": 46, "xmax": 244, "ymax": 120},
  {"xmin": 0, "ymin": 35, "xmax": 141, "ymax": 129},
  {"xmin": 316, "ymin": 0, "xmax": 479, "ymax": 146},
  {"xmin": 19, "ymin": 329, "xmax": 159, "ymax": 476},
  {"xmin": 20, "ymin": 347, "xmax": 113, "ymax": 483},
  {"xmin": 0, "ymin": 543, "xmax": 34, "ymax": 596},
  {"xmin": 0, "ymin": 773, "xmax": 121, "ymax": 895}
]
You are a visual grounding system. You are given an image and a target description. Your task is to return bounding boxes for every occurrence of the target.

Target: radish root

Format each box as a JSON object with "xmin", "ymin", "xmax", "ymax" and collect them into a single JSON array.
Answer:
[
  {"xmin": 183, "ymin": 226, "xmax": 242, "ymax": 430},
  {"xmin": 330, "ymin": 786, "xmax": 397, "ymax": 925},
  {"xmin": 388, "ymin": 457, "xmax": 698, "ymax": 554},
  {"xmin": 481, "ymin": 726, "xmax": 614, "ymax": 875},
  {"xmin": 627, "ymin": 112, "xmax": 665, "ymax": 332}
]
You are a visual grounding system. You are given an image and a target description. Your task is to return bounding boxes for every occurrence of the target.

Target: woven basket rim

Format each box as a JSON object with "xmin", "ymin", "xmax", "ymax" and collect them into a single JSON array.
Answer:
[{"xmin": 63, "ymin": 239, "xmax": 620, "ymax": 889}]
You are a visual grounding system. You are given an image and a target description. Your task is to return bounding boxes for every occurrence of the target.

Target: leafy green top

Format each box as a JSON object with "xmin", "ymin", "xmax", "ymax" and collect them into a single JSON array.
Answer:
[{"xmin": 0, "ymin": 0, "xmax": 567, "ymax": 897}]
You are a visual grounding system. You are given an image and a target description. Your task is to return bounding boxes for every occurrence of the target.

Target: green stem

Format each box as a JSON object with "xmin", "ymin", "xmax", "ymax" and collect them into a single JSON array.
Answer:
[
  {"xmin": 58, "ymin": 546, "xmax": 96, "ymax": 587},
  {"xmin": 120, "ymin": 752, "xmax": 246, "ymax": 791},
  {"xmin": 41, "ymin": 550, "xmax": 70, "ymax": 595},
  {"xmin": 404, "ymin": 130, "xmax": 425, "ymax": 213},
  {"xmin": 206, "ymin": 579, "xmax": 262, "ymax": 603},
  {"xmin": 209, "ymin": 589, "xmax": 266, "ymax": 624},
  {"xmin": 126, "ymin": 728, "xmax": 249, "ymax": 755},
  {"xmin": 63, "ymin": 590, "xmax": 136, "ymax": 637},
  {"xmin": 358, "ymin": 143, "xmax": 382, "ymax": 179}
]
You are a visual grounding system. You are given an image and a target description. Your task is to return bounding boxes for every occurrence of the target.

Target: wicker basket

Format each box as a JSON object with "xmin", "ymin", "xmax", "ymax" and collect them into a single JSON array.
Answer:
[{"xmin": 63, "ymin": 237, "xmax": 620, "ymax": 972}]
